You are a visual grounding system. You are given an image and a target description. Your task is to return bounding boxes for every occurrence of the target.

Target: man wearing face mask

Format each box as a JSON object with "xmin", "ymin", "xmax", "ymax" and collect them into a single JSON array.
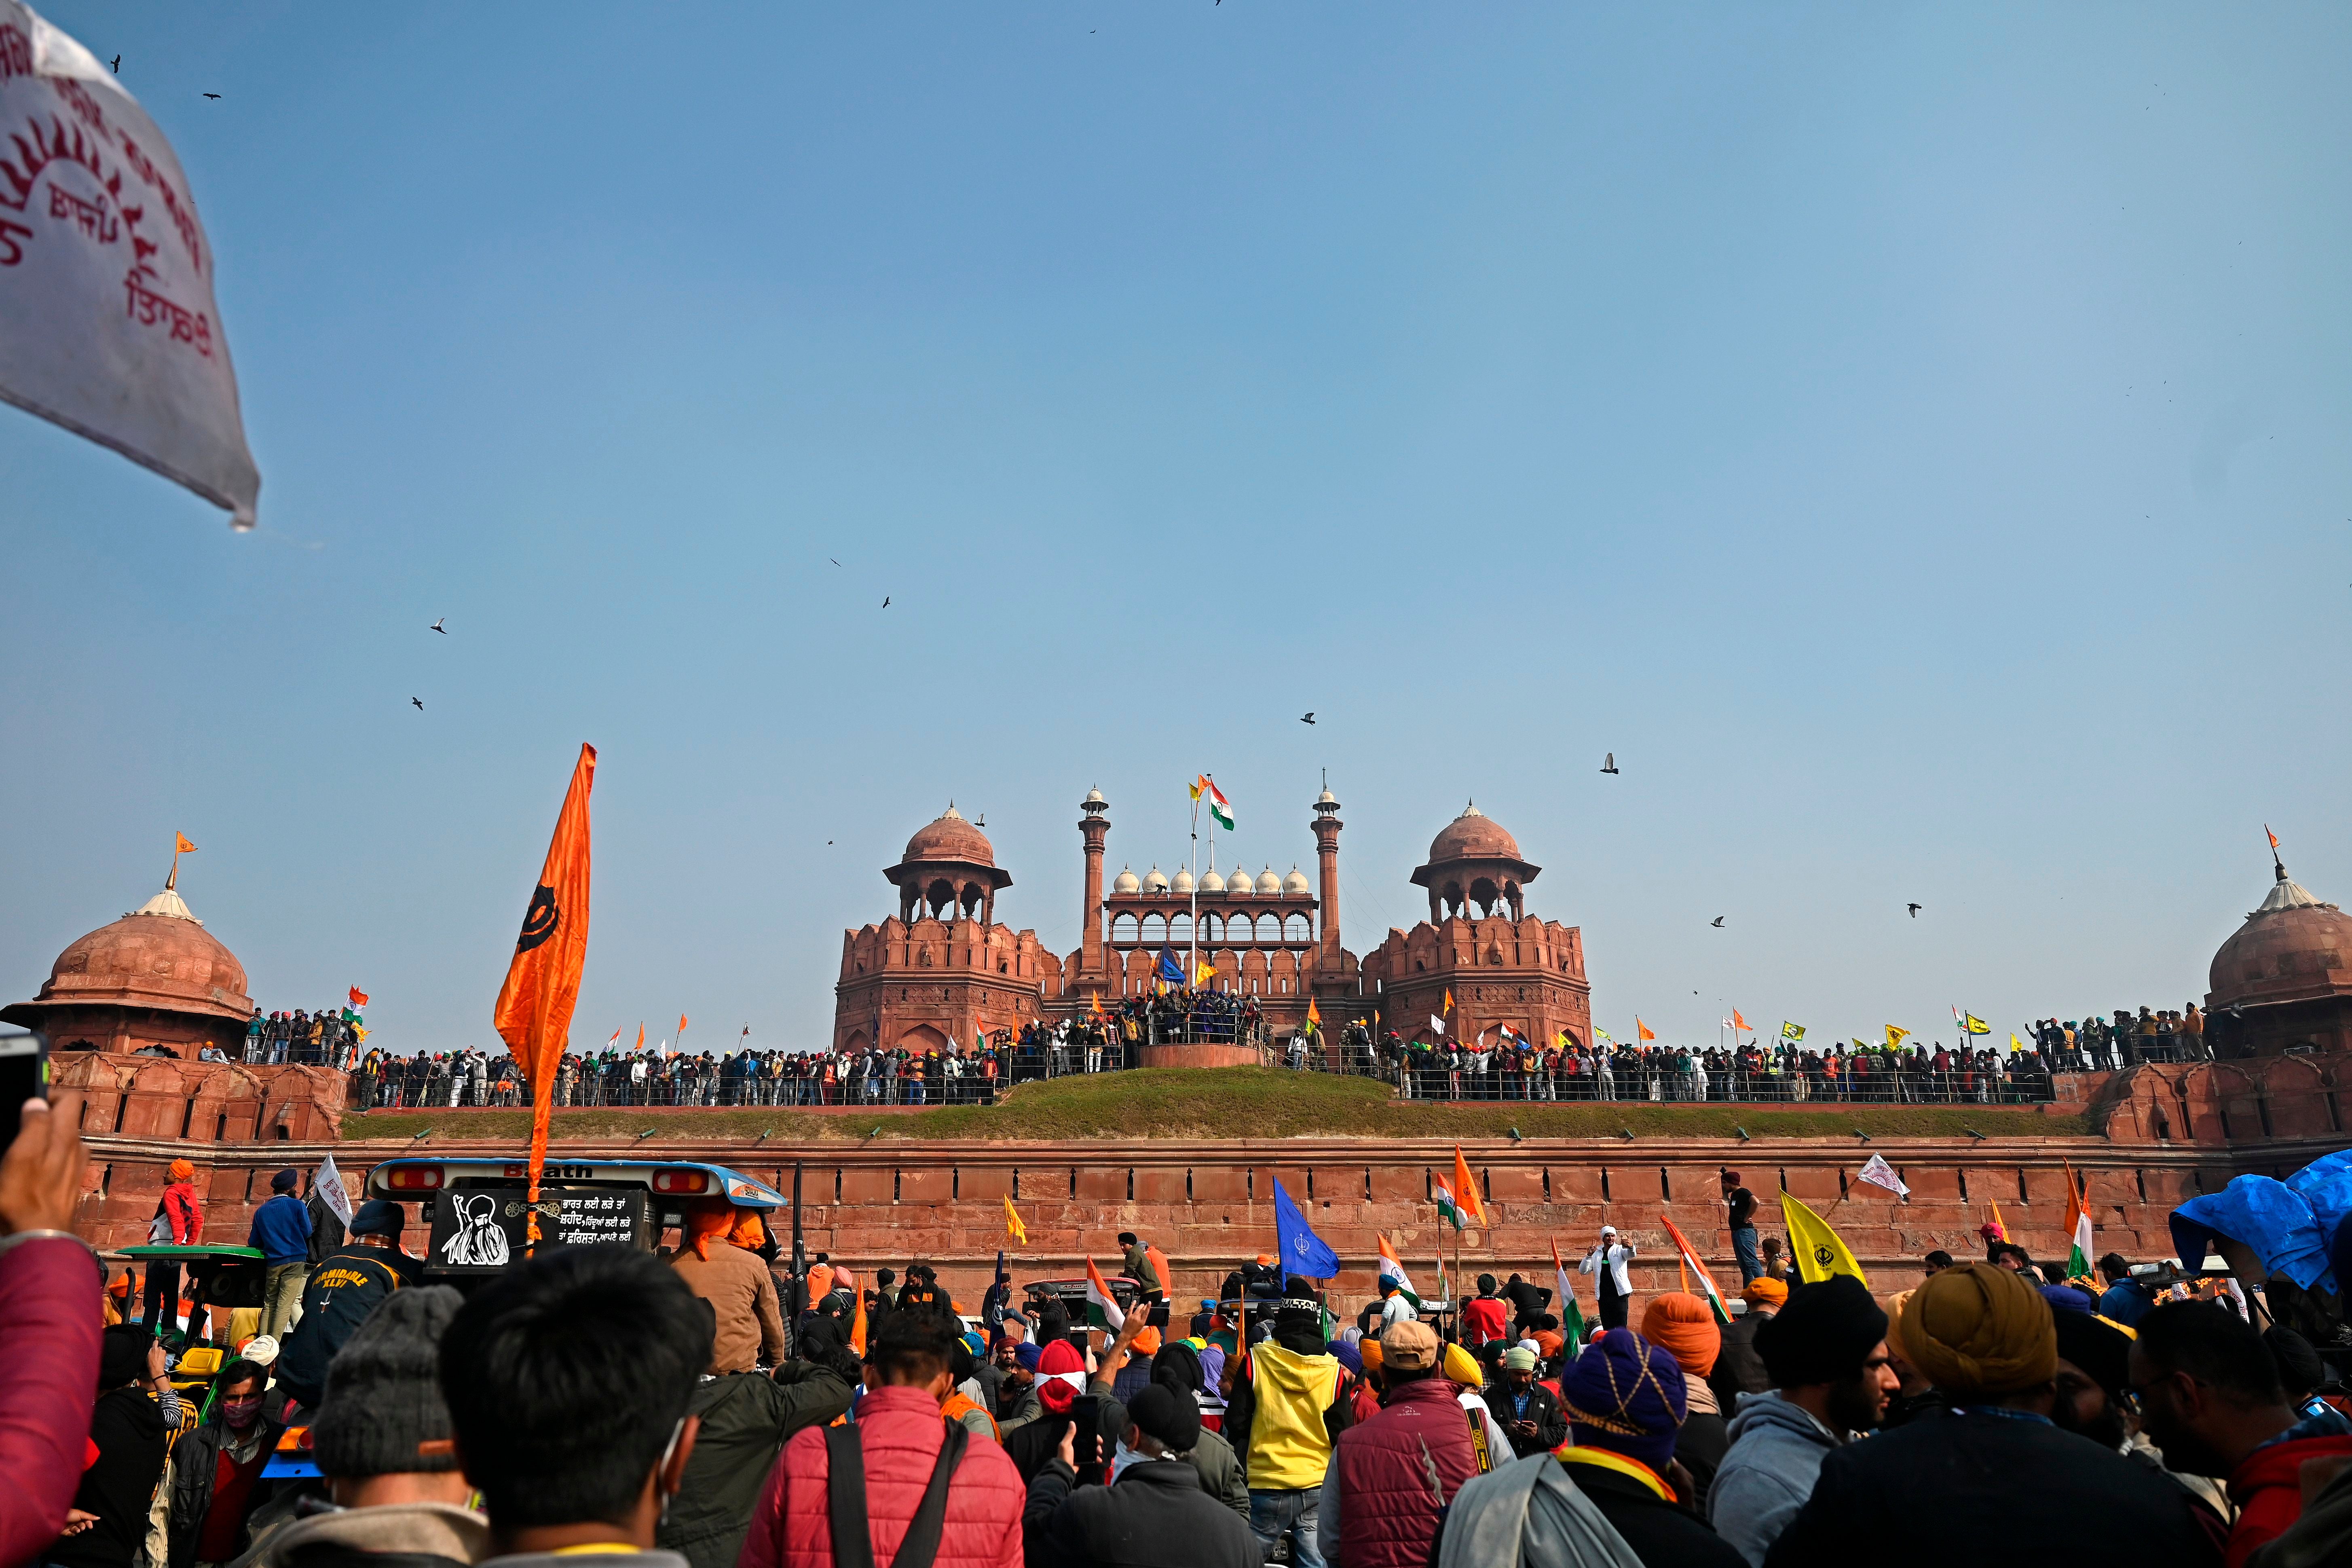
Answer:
[
  {"xmin": 439, "ymin": 1247, "xmax": 711, "ymax": 1568},
  {"xmin": 166, "ymin": 1358, "xmax": 284, "ymax": 1568}
]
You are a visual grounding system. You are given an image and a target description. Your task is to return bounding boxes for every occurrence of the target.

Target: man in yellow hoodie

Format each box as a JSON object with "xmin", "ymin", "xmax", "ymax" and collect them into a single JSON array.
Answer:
[{"xmin": 1230, "ymin": 1304, "xmax": 1345, "ymax": 1568}]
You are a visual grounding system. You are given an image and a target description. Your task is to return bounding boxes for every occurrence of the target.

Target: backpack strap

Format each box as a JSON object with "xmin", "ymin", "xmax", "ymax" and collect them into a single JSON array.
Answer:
[
  {"xmin": 824, "ymin": 1424, "xmax": 875, "ymax": 1568},
  {"xmin": 890, "ymin": 1422, "xmax": 969, "ymax": 1568}
]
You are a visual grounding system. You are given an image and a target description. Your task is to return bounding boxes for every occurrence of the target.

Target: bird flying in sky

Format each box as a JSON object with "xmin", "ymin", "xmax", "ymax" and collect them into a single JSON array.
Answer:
[
  {"xmin": 202, "ymin": 92, "xmax": 221, "ymax": 99},
  {"xmin": 411, "ymin": 697, "xmax": 424, "ymax": 710},
  {"xmin": 1711, "ymin": 916, "xmax": 1724, "ymax": 928},
  {"xmin": 1600, "ymin": 752, "xmax": 1618, "ymax": 774},
  {"xmin": 1301, "ymin": 712, "xmax": 1315, "ymax": 724},
  {"xmin": 1907, "ymin": 902, "xmax": 1922, "ymax": 917},
  {"xmin": 429, "ymin": 617, "xmax": 446, "ymax": 634},
  {"xmin": 881, "ymin": 596, "xmax": 890, "ymax": 608},
  {"xmin": 109, "ymin": 54, "xmax": 119, "ymax": 72}
]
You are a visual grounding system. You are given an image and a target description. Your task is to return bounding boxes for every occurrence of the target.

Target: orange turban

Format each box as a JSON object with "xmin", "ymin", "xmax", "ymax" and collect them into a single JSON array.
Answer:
[
  {"xmin": 1640, "ymin": 1291, "xmax": 1722, "ymax": 1377},
  {"xmin": 683, "ymin": 1206, "xmax": 734, "ymax": 1261},
  {"xmin": 1361, "ymin": 1339, "xmax": 1385, "ymax": 1374},
  {"xmin": 728, "ymin": 1209, "xmax": 769, "ymax": 1251},
  {"xmin": 1131, "ymin": 1325, "xmax": 1162, "ymax": 1357},
  {"xmin": 1741, "ymin": 1277, "xmax": 1788, "ymax": 1309},
  {"xmin": 168, "ymin": 1159, "xmax": 194, "ymax": 1181}
]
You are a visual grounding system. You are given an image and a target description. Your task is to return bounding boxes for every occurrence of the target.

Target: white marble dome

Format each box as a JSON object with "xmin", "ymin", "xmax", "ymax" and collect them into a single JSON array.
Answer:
[
  {"xmin": 1255, "ymin": 866, "xmax": 1283, "ymax": 894},
  {"xmin": 1144, "ymin": 865, "xmax": 1169, "ymax": 892},
  {"xmin": 1171, "ymin": 869, "xmax": 1196, "ymax": 894},
  {"xmin": 1229, "ymin": 869, "xmax": 1255, "ymax": 898},
  {"xmin": 1112, "ymin": 865, "xmax": 1140, "ymax": 894},
  {"xmin": 1199, "ymin": 869, "xmax": 1226, "ymax": 894},
  {"xmin": 1282, "ymin": 865, "xmax": 1311, "ymax": 896}
]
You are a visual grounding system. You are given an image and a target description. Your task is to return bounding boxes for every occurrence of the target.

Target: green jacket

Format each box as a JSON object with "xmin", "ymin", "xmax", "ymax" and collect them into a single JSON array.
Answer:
[{"xmin": 656, "ymin": 1363, "xmax": 852, "ymax": 1568}]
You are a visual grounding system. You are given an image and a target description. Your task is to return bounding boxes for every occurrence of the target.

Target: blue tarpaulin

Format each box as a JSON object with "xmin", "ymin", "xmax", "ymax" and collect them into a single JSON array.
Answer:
[{"xmin": 2170, "ymin": 1165, "xmax": 2342, "ymax": 1293}]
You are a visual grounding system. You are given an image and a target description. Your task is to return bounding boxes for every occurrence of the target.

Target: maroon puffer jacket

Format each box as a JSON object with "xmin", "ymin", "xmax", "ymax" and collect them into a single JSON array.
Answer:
[
  {"xmin": 1333, "ymin": 1376, "xmax": 1481, "ymax": 1568},
  {"xmin": 737, "ymin": 1386, "xmax": 1024, "ymax": 1568}
]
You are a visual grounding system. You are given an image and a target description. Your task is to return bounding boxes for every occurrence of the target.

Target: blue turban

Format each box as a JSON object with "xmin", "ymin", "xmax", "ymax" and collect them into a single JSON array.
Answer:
[{"xmin": 1558, "ymin": 1330, "xmax": 1687, "ymax": 1476}]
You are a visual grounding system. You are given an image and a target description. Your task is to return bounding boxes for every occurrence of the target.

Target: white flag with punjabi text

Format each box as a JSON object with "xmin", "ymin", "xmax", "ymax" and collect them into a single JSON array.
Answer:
[{"xmin": 0, "ymin": 3, "xmax": 258, "ymax": 525}]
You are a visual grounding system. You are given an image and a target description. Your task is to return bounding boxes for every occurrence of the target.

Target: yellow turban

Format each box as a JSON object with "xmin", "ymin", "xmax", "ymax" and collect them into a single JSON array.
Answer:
[
  {"xmin": 1899, "ymin": 1262, "xmax": 2056, "ymax": 1397},
  {"xmin": 1443, "ymin": 1342, "xmax": 1483, "ymax": 1387}
]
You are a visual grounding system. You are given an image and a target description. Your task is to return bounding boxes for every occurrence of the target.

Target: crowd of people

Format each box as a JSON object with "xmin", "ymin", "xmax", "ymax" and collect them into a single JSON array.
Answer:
[
  {"xmin": 1315, "ymin": 1031, "xmax": 2069, "ymax": 1105},
  {"xmin": 2029, "ymin": 1008, "xmax": 2217, "ymax": 1068},
  {"xmin": 225, "ymin": 1006, "xmax": 368, "ymax": 1069},
  {"xmin": 8, "ymin": 1068, "xmax": 2352, "ymax": 1568}
]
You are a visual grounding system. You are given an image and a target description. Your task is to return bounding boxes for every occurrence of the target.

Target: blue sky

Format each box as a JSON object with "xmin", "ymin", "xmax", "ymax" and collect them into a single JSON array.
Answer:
[{"xmin": 4, "ymin": 3, "xmax": 2348, "ymax": 1057}]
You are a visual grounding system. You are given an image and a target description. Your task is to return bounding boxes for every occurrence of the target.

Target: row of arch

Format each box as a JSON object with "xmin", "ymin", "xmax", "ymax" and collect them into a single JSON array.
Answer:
[{"xmin": 1109, "ymin": 911, "xmax": 1314, "ymax": 946}]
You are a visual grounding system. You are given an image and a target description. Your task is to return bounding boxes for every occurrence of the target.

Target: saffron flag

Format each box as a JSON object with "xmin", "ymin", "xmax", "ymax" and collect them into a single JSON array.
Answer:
[
  {"xmin": 2062, "ymin": 1162, "xmax": 2094, "ymax": 1277},
  {"xmin": 175, "ymin": 832, "xmax": 198, "ymax": 854},
  {"xmin": 347, "ymin": 986, "xmax": 368, "ymax": 1009},
  {"xmin": 1637, "ymin": 1017, "xmax": 1655, "ymax": 1042},
  {"xmin": 0, "ymin": 3, "xmax": 261, "ymax": 527},
  {"xmin": 1658, "ymin": 1214, "xmax": 1732, "ymax": 1325},
  {"xmin": 634, "ymin": 1022, "xmax": 645, "ymax": 1050},
  {"xmin": 848, "ymin": 1273, "xmax": 866, "ymax": 1358},
  {"xmin": 1986, "ymin": 1201, "xmax": 2009, "ymax": 1243},
  {"xmin": 1004, "ymin": 1195, "xmax": 1028, "ymax": 1245},
  {"xmin": 1451, "ymin": 1146, "xmax": 1492, "ymax": 1226},
  {"xmin": 1083, "ymin": 1257, "xmax": 1126, "ymax": 1331},
  {"xmin": 1307, "ymin": 997, "xmax": 1321, "ymax": 1029},
  {"xmin": 1732, "ymin": 1009, "xmax": 1752, "ymax": 1033},
  {"xmin": 1552, "ymin": 1239, "xmax": 1588, "ymax": 1345},
  {"xmin": 492, "ymin": 742, "xmax": 596, "ymax": 1249},
  {"xmin": 1378, "ymin": 1234, "xmax": 1420, "ymax": 1307},
  {"xmin": 2267, "ymin": 824, "xmax": 2281, "ymax": 853},
  {"xmin": 1781, "ymin": 1190, "xmax": 1869, "ymax": 1285},
  {"xmin": 678, "ymin": 1014, "xmax": 689, "ymax": 1038},
  {"xmin": 1443, "ymin": 989, "xmax": 1454, "ymax": 1015}
]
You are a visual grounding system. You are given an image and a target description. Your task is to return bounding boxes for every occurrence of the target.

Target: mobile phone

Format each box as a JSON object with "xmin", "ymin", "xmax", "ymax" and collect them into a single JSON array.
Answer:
[
  {"xmin": 1147, "ymin": 1302, "xmax": 1171, "ymax": 1330},
  {"xmin": 0, "ymin": 1033, "xmax": 49, "ymax": 1148},
  {"xmin": 1069, "ymin": 1395, "xmax": 1105, "ymax": 1483}
]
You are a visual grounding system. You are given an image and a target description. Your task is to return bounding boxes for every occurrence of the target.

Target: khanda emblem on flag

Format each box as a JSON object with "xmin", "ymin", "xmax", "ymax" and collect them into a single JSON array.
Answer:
[
  {"xmin": 516, "ymin": 885, "xmax": 561, "ymax": 953},
  {"xmin": 1811, "ymin": 1243, "xmax": 1838, "ymax": 1269}
]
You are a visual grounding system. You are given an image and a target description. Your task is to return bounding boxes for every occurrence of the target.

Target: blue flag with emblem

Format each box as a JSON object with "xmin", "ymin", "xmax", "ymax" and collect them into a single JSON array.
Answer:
[
  {"xmin": 1156, "ymin": 944, "xmax": 1184, "ymax": 991},
  {"xmin": 1272, "ymin": 1177, "xmax": 1339, "ymax": 1280}
]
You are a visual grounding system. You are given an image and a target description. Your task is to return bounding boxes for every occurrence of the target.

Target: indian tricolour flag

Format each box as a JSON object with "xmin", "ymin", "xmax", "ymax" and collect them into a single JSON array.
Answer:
[
  {"xmin": 1083, "ymin": 1257, "xmax": 1126, "ymax": 1331},
  {"xmin": 1659, "ymin": 1214, "xmax": 1733, "ymax": 1325},
  {"xmin": 1193, "ymin": 775, "xmax": 1235, "ymax": 831},
  {"xmin": 1551, "ymin": 1238, "xmax": 1587, "ymax": 1347},
  {"xmin": 1378, "ymin": 1234, "xmax": 1420, "ymax": 1306},
  {"xmin": 2062, "ymin": 1161, "xmax": 2094, "ymax": 1278},
  {"xmin": 1433, "ymin": 1175, "xmax": 1468, "ymax": 1232}
]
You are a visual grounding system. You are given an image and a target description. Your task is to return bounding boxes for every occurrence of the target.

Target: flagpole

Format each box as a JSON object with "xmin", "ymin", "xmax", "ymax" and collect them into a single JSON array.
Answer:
[{"xmin": 1188, "ymin": 790, "xmax": 1200, "ymax": 1025}]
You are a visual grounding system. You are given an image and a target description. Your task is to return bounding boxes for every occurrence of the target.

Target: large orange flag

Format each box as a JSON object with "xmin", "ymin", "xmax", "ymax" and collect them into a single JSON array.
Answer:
[
  {"xmin": 493, "ymin": 743, "xmax": 596, "ymax": 1248},
  {"xmin": 1451, "ymin": 1145, "xmax": 1492, "ymax": 1226}
]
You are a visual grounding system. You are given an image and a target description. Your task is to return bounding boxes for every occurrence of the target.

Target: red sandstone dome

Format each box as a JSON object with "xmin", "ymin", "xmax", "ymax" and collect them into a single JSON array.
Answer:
[
  {"xmin": 4, "ymin": 884, "xmax": 254, "ymax": 1027},
  {"xmin": 899, "ymin": 804, "xmax": 996, "ymax": 867},
  {"xmin": 2209, "ymin": 869, "xmax": 2352, "ymax": 1012},
  {"xmin": 1424, "ymin": 802, "xmax": 1526, "ymax": 866}
]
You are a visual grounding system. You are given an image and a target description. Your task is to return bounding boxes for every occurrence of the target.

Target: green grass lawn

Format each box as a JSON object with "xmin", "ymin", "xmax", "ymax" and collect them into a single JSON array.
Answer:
[{"xmin": 342, "ymin": 1068, "xmax": 2084, "ymax": 1143}]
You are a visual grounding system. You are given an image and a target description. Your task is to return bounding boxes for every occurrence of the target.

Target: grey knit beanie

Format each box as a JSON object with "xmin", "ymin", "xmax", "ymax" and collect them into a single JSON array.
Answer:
[{"xmin": 311, "ymin": 1285, "xmax": 464, "ymax": 1477}]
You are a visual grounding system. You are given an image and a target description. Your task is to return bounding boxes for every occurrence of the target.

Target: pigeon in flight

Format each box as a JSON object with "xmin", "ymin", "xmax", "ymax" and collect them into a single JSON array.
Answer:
[
  {"xmin": 1907, "ymin": 902, "xmax": 1921, "ymax": 918},
  {"xmin": 1600, "ymin": 752, "xmax": 1618, "ymax": 774},
  {"xmin": 429, "ymin": 617, "xmax": 446, "ymax": 634},
  {"xmin": 1711, "ymin": 916, "xmax": 1725, "ymax": 928},
  {"xmin": 411, "ymin": 697, "xmax": 424, "ymax": 710},
  {"xmin": 881, "ymin": 596, "xmax": 890, "ymax": 608},
  {"xmin": 109, "ymin": 55, "xmax": 120, "ymax": 72},
  {"xmin": 1301, "ymin": 712, "xmax": 1315, "ymax": 725},
  {"xmin": 202, "ymin": 92, "xmax": 221, "ymax": 99},
  {"xmin": 829, "ymin": 558, "xmax": 841, "ymax": 566}
]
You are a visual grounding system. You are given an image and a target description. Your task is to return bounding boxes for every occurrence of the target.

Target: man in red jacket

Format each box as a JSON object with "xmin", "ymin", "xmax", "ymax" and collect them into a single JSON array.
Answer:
[
  {"xmin": 0, "ymin": 1089, "xmax": 101, "ymax": 1568},
  {"xmin": 741, "ymin": 1306, "xmax": 1023, "ymax": 1568},
  {"xmin": 2130, "ymin": 1299, "xmax": 2352, "ymax": 1567},
  {"xmin": 1316, "ymin": 1320, "xmax": 1477, "ymax": 1568}
]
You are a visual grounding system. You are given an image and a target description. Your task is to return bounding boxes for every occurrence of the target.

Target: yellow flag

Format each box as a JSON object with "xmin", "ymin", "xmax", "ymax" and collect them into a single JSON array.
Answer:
[
  {"xmin": 1195, "ymin": 962, "xmax": 1215, "ymax": 985},
  {"xmin": 1780, "ymin": 1190, "xmax": 1868, "ymax": 1285},
  {"xmin": 1885, "ymin": 1025, "xmax": 1910, "ymax": 1049},
  {"xmin": 1004, "ymin": 1194, "xmax": 1028, "ymax": 1245}
]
